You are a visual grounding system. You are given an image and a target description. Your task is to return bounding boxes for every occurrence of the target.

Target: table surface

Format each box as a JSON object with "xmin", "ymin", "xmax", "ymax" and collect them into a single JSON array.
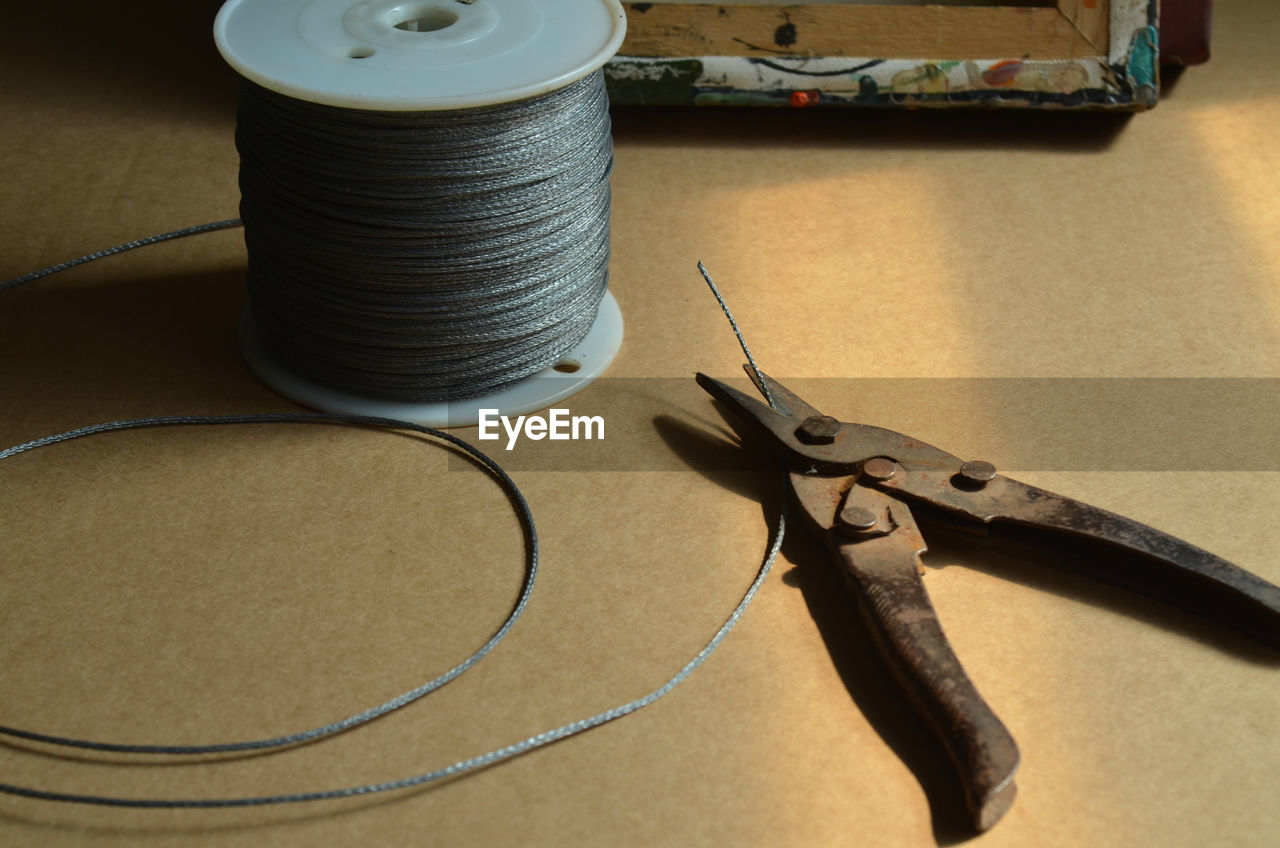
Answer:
[{"xmin": 2, "ymin": 3, "xmax": 1277, "ymax": 846}]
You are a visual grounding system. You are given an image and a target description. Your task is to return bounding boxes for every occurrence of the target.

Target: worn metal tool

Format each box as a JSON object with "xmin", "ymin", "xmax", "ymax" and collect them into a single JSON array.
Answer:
[{"xmin": 697, "ymin": 367, "xmax": 1280, "ymax": 832}]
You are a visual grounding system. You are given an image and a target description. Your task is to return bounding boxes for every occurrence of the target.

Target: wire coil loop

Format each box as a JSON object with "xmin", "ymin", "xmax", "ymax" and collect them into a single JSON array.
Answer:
[{"xmin": 237, "ymin": 71, "xmax": 614, "ymax": 402}]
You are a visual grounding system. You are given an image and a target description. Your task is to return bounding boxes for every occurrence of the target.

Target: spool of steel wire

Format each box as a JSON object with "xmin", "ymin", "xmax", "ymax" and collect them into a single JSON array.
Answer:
[{"xmin": 214, "ymin": 0, "xmax": 627, "ymax": 426}]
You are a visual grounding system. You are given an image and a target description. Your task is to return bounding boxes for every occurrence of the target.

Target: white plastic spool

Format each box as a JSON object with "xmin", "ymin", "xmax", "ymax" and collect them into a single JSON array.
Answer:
[{"xmin": 214, "ymin": 0, "xmax": 627, "ymax": 426}]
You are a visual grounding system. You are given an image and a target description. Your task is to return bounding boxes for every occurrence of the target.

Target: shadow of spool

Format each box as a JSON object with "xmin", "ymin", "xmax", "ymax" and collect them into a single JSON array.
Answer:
[{"xmin": 0, "ymin": 270, "xmax": 291, "ymax": 429}]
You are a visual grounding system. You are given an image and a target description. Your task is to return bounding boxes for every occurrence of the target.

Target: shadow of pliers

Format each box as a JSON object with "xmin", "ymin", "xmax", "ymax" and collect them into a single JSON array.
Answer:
[{"xmin": 697, "ymin": 367, "xmax": 1280, "ymax": 833}]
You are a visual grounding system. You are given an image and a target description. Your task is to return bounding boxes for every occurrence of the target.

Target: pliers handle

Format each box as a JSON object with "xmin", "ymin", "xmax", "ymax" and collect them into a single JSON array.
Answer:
[{"xmin": 697, "ymin": 367, "xmax": 1280, "ymax": 831}]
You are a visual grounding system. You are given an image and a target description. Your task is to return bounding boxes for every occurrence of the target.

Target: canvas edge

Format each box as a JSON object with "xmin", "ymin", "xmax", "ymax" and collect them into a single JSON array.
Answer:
[{"xmin": 605, "ymin": 1, "xmax": 1159, "ymax": 110}]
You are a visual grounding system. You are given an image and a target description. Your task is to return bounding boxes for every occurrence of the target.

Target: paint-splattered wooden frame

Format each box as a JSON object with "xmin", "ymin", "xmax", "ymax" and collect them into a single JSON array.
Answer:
[{"xmin": 606, "ymin": 1, "xmax": 1159, "ymax": 109}]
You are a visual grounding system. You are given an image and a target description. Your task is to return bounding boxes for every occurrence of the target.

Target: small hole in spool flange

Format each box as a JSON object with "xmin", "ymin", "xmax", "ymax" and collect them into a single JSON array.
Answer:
[
  {"xmin": 392, "ymin": 7, "xmax": 460, "ymax": 32},
  {"xmin": 553, "ymin": 360, "xmax": 581, "ymax": 374},
  {"xmin": 347, "ymin": 46, "xmax": 376, "ymax": 59}
]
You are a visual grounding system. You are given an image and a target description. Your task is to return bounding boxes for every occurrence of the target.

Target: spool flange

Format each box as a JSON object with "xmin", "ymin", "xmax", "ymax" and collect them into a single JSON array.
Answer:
[
  {"xmin": 215, "ymin": 0, "xmax": 627, "ymax": 110},
  {"xmin": 239, "ymin": 292, "xmax": 623, "ymax": 428}
]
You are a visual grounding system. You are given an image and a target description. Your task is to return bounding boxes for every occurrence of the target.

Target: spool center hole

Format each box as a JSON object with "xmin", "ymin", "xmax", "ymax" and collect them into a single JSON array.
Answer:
[{"xmin": 392, "ymin": 6, "xmax": 459, "ymax": 32}]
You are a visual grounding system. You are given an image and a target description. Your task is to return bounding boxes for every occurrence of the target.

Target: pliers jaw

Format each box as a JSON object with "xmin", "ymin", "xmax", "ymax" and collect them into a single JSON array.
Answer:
[
  {"xmin": 695, "ymin": 368, "xmax": 964, "ymax": 479},
  {"xmin": 694, "ymin": 368, "xmax": 845, "ymax": 473}
]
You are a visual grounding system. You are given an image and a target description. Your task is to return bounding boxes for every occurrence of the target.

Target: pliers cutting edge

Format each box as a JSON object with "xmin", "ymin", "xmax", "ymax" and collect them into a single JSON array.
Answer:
[{"xmin": 697, "ymin": 366, "xmax": 1280, "ymax": 832}]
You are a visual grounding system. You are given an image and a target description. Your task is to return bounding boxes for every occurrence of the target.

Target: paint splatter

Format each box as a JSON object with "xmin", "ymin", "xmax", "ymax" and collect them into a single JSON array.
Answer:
[
  {"xmin": 774, "ymin": 22, "xmax": 797, "ymax": 48},
  {"xmin": 982, "ymin": 60, "xmax": 1023, "ymax": 87}
]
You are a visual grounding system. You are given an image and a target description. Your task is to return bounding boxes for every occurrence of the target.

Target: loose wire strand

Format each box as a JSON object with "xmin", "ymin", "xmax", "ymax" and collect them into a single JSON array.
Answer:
[
  {"xmin": 0, "ymin": 235, "xmax": 787, "ymax": 807},
  {"xmin": 0, "ymin": 504, "xmax": 784, "ymax": 808},
  {"xmin": 0, "ymin": 412, "xmax": 539, "ymax": 756},
  {"xmin": 697, "ymin": 261, "xmax": 777, "ymax": 409},
  {"xmin": 0, "ymin": 220, "xmax": 243, "ymax": 294}
]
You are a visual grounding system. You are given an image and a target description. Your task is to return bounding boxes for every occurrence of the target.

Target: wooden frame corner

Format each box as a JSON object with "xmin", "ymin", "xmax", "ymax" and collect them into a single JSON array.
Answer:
[{"xmin": 606, "ymin": 1, "xmax": 1159, "ymax": 110}]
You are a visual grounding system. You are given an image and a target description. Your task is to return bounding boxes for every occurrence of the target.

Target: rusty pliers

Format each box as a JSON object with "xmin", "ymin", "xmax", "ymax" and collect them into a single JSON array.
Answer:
[{"xmin": 697, "ymin": 367, "xmax": 1280, "ymax": 832}]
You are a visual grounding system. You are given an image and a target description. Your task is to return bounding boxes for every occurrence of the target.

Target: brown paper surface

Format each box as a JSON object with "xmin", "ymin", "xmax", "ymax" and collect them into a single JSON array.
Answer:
[{"xmin": 1, "ymin": 3, "xmax": 1277, "ymax": 846}]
